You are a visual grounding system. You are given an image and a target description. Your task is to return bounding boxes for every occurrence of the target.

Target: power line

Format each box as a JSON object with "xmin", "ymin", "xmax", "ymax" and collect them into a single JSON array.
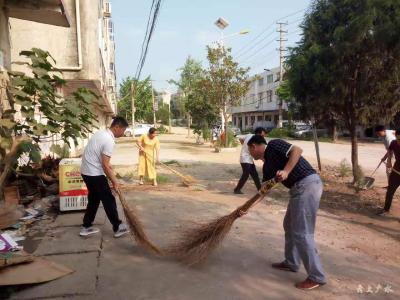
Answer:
[
  {"xmin": 239, "ymin": 36, "xmax": 277, "ymax": 63},
  {"xmin": 235, "ymin": 29, "xmax": 275, "ymax": 59},
  {"xmin": 134, "ymin": 0, "xmax": 163, "ymax": 81},
  {"xmin": 234, "ymin": 8, "xmax": 305, "ymax": 57}
]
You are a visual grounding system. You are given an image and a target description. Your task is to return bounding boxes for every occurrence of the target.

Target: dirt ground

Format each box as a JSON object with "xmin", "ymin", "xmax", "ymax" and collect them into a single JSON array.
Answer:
[
  {"xmin": 108, "ymin": 127, "xmax": 399, "ymax": 299},
  {"xmin": 4, "ymin": 127, "xmax": 399, "ymax": 299}
]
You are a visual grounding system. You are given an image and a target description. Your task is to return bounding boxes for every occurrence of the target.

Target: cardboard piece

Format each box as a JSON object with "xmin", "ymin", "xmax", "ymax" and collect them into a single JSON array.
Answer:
[
  {"xmin": 4, "ymin": 186, "xmax": 20, "ymax": 206},
  {"xmin": 0, "ymin": 256, "xmax": 73, "ymax": 286},
  {"xmin": 0, "ymin": 250, "xmax": 33, "ymax": 269},
  {"xmin": 0, "ymin": 205, "xmax": 23, "ymax": 230}
]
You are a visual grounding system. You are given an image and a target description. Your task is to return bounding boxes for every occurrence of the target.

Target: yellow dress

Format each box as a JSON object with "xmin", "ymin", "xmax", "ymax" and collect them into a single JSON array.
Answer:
[{"xmin": 137, "ymin": 134, "xmax": 160, "ymax": 180}]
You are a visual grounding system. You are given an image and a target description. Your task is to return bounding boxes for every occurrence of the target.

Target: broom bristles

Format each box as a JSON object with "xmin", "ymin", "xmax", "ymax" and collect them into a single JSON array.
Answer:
[
  {"xmin": 167, "ymin": 179, "xmax": 276, "ymax": 265},
  {"xmin": 117, "ymin": 191, "xmax": 162, "ymax": 255}
]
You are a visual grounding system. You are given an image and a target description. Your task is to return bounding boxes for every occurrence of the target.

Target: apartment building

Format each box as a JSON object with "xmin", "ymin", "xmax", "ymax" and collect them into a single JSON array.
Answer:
[
  {"xmin": 8, "ymin": 0, "xmax": 117, "ymax": 129},
  {"xmin": 231, "ymin": 67, "xmax": 288, "ymax": 131}
]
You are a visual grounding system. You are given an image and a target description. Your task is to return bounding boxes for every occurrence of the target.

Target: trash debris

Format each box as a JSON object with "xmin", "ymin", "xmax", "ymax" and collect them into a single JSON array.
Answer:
[
  {"xmin": 0, "ymin": 205, "xmax": 24, "ymax": 230},
  {"xmin": 4, "ymin": 186, "xmax": 20, "ymax": 207},
  {"xmin": 19, "ymin": 208, "xmax": 44, "ymax": 221},
  {"xmin": 0, "ymin": 250, "xmax": 34, "ymax": 269},
  {"xmin": 0, "ymin": 256, "xmax": 73, "ymax": 286},
  {"xmin": 0, "ymin": 233, "xmax": 18, "ymax": 252}
]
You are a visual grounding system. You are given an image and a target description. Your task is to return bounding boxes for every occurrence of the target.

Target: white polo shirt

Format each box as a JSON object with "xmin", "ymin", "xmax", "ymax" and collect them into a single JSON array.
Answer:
[
  {"xmin": 240, "ymin": 134, "xmax": 254, "ymax": 164},
  {"xmin": 81, "ymin": 129, "xmax": 115, "ymax": 176}
]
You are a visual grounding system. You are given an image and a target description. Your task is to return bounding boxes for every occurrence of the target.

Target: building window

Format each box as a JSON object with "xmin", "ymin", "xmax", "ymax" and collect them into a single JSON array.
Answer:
[
  {"xmin": 275, "ymin": 73, "xmax": 280, "ymax": 82},
  {"xmin": 258, "ymin": 92, "xmax": 263, "ymax": 107},
  {"xmin": 257, "ymin": 115, "xmax": 262, "ymax": 121},
  {"xmin": 258, "ymin": 78, "xmax": 264, "ymax": 86},
  {"xmin": 267, "ymin": 90, "xmax": 273, "ymax": 102},
  {"xmin": 267, "ymin": 74, "xmax": 273, "ymax": 83},
  {"xmin": 110, "ymin": 62, "xmax": 114, "ymax": 72}
]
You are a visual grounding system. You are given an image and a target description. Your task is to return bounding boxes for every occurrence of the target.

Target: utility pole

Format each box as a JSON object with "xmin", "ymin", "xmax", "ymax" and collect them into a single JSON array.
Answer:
[
  {"xmin": 168, "ymin": 102, "xmax": 172, "ymax": 133},
  {"xmin": 277, "ymin": 22, "xmax": 287, "ymax": 128},
  {"xmin": 151, "ymin": 82, "xmax": 156, "ymax": 127},
  {"xmin": 131, "ymin": 81, "xmax": 135, "ymax": 127}
]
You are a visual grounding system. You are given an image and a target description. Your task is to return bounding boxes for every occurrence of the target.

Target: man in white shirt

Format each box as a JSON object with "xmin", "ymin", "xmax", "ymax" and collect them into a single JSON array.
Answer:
[
  {"xmin": 375, "ymin": 125, "xmax": 396, "ymax": 181},
  {"xmin": 80, "ymin": 116, "xmax": 129, "ymax": 238},
  {"xmin": 233, "ymin": 127, "xmax": 267, "ymax": 194}
]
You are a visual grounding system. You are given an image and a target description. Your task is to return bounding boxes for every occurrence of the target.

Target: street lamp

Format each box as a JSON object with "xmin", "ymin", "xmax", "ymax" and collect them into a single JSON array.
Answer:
[{"xmin": 214, "ymin": 17, "xmax": 250, "ymax": 132}]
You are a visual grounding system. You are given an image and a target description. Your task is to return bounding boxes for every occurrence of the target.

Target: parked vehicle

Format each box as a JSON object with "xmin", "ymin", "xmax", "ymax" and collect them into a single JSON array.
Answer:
[
  {"xmin": 252, "ymin": 121, "xmax": 276, "ymax": 132},
  {"xmin": 124, "ymin": 124, "xmax": 152, "ymax": 137},
  {"xmin": 230, "ymin": 126, "xmax": 241, "ymax": 136},
  {"xmin": 212, "ymin": 124, "xmax": 241, "ymax": 137},
  {"xmin": 293, "ymin": 128, "xmax": 328, "ymax": 138}
]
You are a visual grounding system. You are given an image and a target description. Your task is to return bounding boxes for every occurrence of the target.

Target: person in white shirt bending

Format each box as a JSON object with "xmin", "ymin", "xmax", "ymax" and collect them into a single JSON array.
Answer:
[
  {"xmin": 233, "ymin": 127, "xmax": 267, "ymax": 194},
  {"xmin": 375, "ymin": 125, "xmax": 396, "ymax": 182},
  {"xmin": 80, "ymin": 116, "xmax": 129, "ymax": 238}
]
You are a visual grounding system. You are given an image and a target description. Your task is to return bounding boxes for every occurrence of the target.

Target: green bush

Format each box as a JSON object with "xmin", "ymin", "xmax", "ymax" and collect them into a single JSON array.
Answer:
[
  {"xmin": 268, "ymin": 128, "xmax": 291, "ymax": 138},
  {"xmin": 157, "ymin": 125, "xmax": 168, "ymax": 134},
  {"xmin": 338, "ymin": 159, "xmax": 351, "ymax": 177}
]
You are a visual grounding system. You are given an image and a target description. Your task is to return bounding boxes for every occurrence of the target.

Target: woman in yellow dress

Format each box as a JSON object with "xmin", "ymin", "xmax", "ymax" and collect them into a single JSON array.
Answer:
[{"xmin": 136, "ymin": 127, "xmax": 160, "ymax": 186}]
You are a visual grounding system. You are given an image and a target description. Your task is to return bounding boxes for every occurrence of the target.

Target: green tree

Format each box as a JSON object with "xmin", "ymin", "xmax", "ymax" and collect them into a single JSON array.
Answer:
[
  {"xmin": 156, "ymin": 102, "xmax": 170, "ymax": 125},
  {"xmin": 168, "ymin": 56, "xmax": 204, "ymax": 135},
  {"xmin": 186, "ymin": 77, "xmax": 219, "ymax": 139},
  {"xmin": 0, "ymin": 48, "xmax": 99, "ymax": 198},
  {"xmin": 203, "ymin": 46, "xmax": 251, "ymax": 147},
  {"xmin": 118, "ymin": 76, "xmax": 153, "ymax": 123},
  {"xmin": 285, "ymin": 0, "xmax": 400, "ymax": 180}
]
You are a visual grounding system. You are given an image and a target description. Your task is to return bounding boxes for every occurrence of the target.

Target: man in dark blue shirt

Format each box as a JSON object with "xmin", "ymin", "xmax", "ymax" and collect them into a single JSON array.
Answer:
[{"xmin": 247, "ymin": 135, "xmax": 326, "ymax": 290}]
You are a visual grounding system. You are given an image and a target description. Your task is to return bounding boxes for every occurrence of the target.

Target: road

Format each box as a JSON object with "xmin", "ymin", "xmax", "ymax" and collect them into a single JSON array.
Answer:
[{"xmin": 6, "ymin": 127, "xmax": 399, "ymax": 300}]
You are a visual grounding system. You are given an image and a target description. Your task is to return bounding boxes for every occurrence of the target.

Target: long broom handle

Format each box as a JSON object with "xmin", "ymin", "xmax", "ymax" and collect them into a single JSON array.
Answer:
[
  {"xmin": 370, "ymin": 160, "xmax": 384, "ymax": 177},
  {"xmin": 237, "ymin": 179, "xmax": 277, "ymax": 216},
  {"xmin": 134, "ymin": 142, "xmax": 189, "ymax": 180}
]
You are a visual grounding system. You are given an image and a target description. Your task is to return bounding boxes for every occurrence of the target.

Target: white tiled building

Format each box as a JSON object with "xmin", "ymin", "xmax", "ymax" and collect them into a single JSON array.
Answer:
[{"xmin": 231, "ymin": 67, "xmax": 288, "ymax": 131}]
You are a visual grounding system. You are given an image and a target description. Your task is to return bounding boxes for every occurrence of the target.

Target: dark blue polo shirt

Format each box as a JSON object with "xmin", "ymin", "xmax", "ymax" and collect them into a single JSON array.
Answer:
[{"xmin": 262, "ymin": 139, "xmax": 316, "ymax": 188}]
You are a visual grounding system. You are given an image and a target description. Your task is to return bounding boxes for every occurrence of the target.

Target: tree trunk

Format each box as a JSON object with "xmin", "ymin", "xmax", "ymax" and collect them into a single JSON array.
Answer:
[
  {"xmin": 349, "ymin": 122, "xmax": 359, "ymax": 181},
  {"xmin": 312, "ymin": 121, "xmax": 322, "ymax": 172},
  {"xmin": 224, "ymin": 113, "xmax": 229, "ymax": 148},
  {"xmin": 0, "ymin": 138, "xmax": 26, "ymax": 201},
  {"xmin": 332, "ymin": 123, "xmax": 338, "ymax": 143},
  {"xmin": 187, "ymin": 114, "xmax": 191, "ymax": 137}
]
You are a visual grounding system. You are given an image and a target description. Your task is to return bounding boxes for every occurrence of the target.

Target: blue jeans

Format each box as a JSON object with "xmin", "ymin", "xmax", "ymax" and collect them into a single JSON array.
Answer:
[{"xmin": 283, "ymin": 174, "xmax": 326, "ymax": 283}]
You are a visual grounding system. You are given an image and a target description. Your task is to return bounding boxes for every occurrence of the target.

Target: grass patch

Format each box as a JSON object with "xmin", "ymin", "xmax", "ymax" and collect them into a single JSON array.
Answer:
[{"xmin": 163, "ymin": 160, "xmax": 180, "ymax": 166}]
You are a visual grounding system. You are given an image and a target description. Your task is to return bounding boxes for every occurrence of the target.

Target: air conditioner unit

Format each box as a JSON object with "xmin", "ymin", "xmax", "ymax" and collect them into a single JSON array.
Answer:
[
  {"xmin": 255, "ymin": 104, "xmax": 259, "ymax": 108},
  {"xmin": 104, "ymin": 2, "xmax": 111, "ymax": 17}
]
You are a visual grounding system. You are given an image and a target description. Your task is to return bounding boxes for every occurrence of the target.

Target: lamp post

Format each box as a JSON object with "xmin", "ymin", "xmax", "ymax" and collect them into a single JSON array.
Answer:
[{"xmin": 214, "ymin": 17, "xmax": 249, "ymax": 133}]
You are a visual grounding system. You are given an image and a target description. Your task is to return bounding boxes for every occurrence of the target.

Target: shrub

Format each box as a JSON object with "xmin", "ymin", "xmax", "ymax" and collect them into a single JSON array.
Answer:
[
  {"xmin": 268, "ymin": 128, "xmax": 291, "ymax": 138},
  {"xmin": 338, "ymin": 159, "xmax": 351, "ymax": 177}
]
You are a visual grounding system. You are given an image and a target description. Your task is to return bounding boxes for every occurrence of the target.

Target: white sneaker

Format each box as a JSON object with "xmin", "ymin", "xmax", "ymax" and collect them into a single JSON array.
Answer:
[
  {"xmin": 80, "ymin": 226, "xmax": 100, "ymax": 237},
  {"xmin": 114, "ymin": 223, "xmax": 129, "ymax": 238}
]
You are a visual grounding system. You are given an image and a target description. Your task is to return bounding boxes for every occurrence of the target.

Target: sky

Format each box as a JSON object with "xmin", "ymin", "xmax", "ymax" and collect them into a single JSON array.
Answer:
[{"xmin": 112, "ymin": 0, "xmax": 312, "ymax": 93}]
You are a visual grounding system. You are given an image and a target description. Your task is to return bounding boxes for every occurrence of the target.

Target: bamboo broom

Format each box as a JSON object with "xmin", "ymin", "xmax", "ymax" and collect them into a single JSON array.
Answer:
[
  {"xmin": 115, "ymin": 188, "xmax": 162, "ymax": 255},
  {"xmin": 166, "ymin": 179, "xmax": 277, "ymax": 265},
  {"xmin": 135, "ymin": 143, "xmax": 196, "ymax": 186}
]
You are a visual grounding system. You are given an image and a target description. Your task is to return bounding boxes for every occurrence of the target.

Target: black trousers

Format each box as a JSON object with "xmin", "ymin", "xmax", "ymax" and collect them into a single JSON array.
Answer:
[
  {"xmin": 234, "ymin": 163, "xmax": 261, "ymax": 191},
  {"xmin": 82, "ymin": 175, "xmax": 121, "ymax": 232},
  {"xmin": 384, "ymin": 171, "xmax": 400, "ymax": 211}
]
